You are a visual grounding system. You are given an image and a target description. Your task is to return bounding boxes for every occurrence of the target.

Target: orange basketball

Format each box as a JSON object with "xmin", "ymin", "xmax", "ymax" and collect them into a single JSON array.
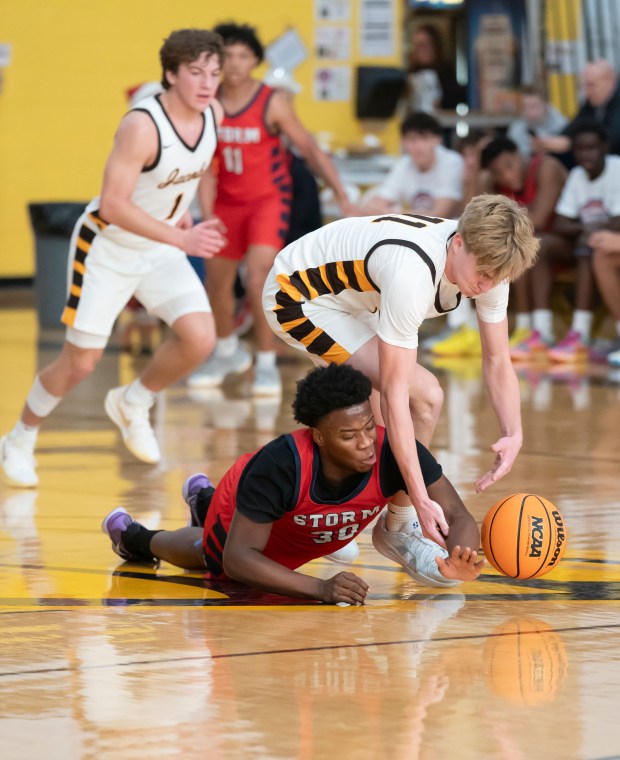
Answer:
[{"xmin": 480, "ymin": 493, "xmax": 567, "ymax": 579}]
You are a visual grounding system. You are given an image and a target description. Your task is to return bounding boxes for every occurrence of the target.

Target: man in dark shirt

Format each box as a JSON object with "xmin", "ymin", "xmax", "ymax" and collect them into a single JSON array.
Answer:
[
  {"xmin": 537, "ymin": 60, "xmax": 620, "ymax": 159},
  {"xmin": 102, "ymin": 364, "xmax": 485, "ymax": 604}
]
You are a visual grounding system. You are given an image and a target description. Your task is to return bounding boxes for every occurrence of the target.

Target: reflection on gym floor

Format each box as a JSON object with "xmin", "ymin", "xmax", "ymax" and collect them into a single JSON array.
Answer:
[{"xmin": 1, "ymin": 302, "xmax": 620, "ymax": 759}]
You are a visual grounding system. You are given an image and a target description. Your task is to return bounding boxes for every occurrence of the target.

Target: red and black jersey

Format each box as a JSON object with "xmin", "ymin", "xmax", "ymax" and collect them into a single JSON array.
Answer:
[
  {"xmin": 500, "ymin": 153, "xmax": 554, "ymax": 231},
  {"xmin": 214, "ymin": 83, "xmax": 291, "ymax": 202},
  {"xmin": 201, "ymin": 427, "xmax": 394, "ymax": 578}
]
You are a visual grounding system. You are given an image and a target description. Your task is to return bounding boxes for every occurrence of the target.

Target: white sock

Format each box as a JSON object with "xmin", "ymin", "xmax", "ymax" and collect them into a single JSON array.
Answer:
[
  {"xmin": 532, "ymin": 309, "xmax": 554, "ymax": 342},
  {"xmin": 217, "ymin": 334, "xmax": 239, "ymax": 358},
  {"xmin": 515, "ymin": 313, "xmax": 531, "ymax": 330},
  {"xmin": 571, "ymin": 310, "xmax": 592, "ymax": 341},
  {"xmin": 25, "ymin": 375, "xmax": 62, "ymax": 419},
  {"xmin": 124, "ymin": 379, "xmax": 156, "ymax": 408},
  {"xmin": 386, "ymin": 503, "xmax": 418, "ymax": 532},
  {"xmin": 11, "ymin": 419, "xmax": 39, "ymax": 444},
  {"xmin": 255, "ymin": 351, "xmax": 276, "ymax": 370}
]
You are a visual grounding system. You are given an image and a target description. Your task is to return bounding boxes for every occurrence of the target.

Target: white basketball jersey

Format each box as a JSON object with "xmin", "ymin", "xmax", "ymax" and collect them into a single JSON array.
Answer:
[{"xmin": 85, "ymin": 94, "xmax": 217, "ymax": 249}]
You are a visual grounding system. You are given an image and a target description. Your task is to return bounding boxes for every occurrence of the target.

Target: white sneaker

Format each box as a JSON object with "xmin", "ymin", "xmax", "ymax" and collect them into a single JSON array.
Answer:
[
  {"xmin": 326, "ymin": 540, "xmax": 360, "ymax": 563},
  {"xmin": 251, "ymin": 364, "xmax": 282, "ymax": 397},
  {"xmin": 371, "ymin": 511, "xmax": 460, "ymax": 587},
  {"xmin": 104, "ymin": 386, "xmax": 161, "ymax": 464},
  {"xmin": 0, "ymin": 434, "xmax": 38, "ymax": 488},
  {"xmin": 187, "ymin": 346, "xmax": 252, "ymax": 389}
]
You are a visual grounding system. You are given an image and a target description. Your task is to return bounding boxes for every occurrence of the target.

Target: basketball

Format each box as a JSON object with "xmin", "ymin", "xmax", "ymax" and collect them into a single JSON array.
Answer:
[
  {"xmin": 480, "ymin": 494, "xmax": 567, "ymax": 579},
  {"xmin": 483, "ymin": 617, "xmax": 568, "ymax": 705}
]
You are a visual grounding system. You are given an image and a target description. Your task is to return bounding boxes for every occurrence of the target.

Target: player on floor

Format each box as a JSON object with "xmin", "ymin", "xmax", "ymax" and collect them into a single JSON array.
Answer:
[
  {"xmin": 0, "ymin": 29, "xmax": 225, "ymax": 488},
  {"xmin": 102, "ymin": 364, "xmax": 485, "ymax": 604},
  {"xmin": 188, "ymin": 22, "xmax": 356, "ymax": 397},
  {"xmin": 261, "ymin": 195, "xmax": 539, "ymax": 559}
]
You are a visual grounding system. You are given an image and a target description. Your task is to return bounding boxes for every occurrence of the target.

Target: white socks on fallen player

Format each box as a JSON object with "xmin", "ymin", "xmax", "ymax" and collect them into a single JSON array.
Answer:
[{"xmin": 386, "ymin": 503, "xmax": 419, "ymax": 533}]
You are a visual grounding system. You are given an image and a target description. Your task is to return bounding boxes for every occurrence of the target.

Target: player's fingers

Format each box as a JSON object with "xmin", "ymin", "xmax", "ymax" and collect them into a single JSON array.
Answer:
[
  {"xmin": 450, "ymin": 545, "xmax": 462, "ymax": 559},
  {"xmin": 475, "ymin": 470, "xmax": 494, "ymax": 492},
  {"xmin": 336, "ymin": 587, "xmax": 367, "ymax": 605},
  {"xmin": 336, "ymin": 572, "xmax": 368, "ymax": 591}
]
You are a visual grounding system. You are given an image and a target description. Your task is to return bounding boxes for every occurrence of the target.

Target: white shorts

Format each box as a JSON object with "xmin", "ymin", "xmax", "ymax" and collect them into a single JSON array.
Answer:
[
  {"xmin": 62, "ymin": 212, "xmax": 210, "ymax": 349},
  {"xmin": 263, "ymin": 269, "xmax": 378, "ymax": 365}
]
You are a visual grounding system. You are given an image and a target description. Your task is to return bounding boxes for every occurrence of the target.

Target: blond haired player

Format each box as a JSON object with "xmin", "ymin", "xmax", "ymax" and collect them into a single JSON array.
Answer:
[
  {"xmin": 263, "ymin": 195, "xmax": 539, "ymax": 575},
  {"xmin": 1, "ymin": 29, "xmax": 225, "ymax": 488}
]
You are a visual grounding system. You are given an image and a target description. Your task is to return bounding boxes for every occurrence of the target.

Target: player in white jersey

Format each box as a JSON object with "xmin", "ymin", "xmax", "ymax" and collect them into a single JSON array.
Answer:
[
  {"xmin": 1, "ymin": 29, "xmax": 225, "ymax": 488},
  {"xmin": 263, "ymin": 194, "xmax": 539, "ymax": 578}
]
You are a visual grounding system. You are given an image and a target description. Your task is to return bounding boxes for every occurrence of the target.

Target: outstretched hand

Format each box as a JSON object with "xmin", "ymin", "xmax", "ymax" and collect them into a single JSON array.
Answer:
[
  {"xmin": 417, "ymin": 499, "xmax": 449, "ymax": 549},
  {"xmin": 475, "ymin": 434, "xmax": 522, "ymax": 493},
  {"xmin": 319, "ymin": 571, "xmax": 369, "ymax": 605},
  {"xmin": 435, "ymin": 545, "xmax": 486, "ymax": 582}
]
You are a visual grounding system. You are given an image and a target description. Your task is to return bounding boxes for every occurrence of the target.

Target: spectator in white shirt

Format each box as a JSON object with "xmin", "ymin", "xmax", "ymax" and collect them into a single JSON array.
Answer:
[{"xmin": 361, "ymin": 112, "xmax": 464, "ymax": 219}]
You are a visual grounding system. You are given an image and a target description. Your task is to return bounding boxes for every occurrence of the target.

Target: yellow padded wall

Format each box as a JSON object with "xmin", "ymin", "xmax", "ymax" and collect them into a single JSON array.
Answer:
[{"xmin": 0, "ymin": 0, "xmax": 402, "ymax": 277}]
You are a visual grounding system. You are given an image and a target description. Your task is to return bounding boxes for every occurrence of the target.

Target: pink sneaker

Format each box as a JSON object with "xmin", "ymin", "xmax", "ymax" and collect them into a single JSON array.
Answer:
[
  {"xmin": 510, "ymin": 330, "xmax": 550, "ymax": 362},
  {"xmin": 548, "ymin": 330, "xmax": 589, "ymax": 363}
]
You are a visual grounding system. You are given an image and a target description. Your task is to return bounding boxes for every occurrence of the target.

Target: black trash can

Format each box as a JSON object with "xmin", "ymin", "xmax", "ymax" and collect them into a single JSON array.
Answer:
[{"xmin": 28, "ymin": 202, "xmax": 87, "ymax": 328}]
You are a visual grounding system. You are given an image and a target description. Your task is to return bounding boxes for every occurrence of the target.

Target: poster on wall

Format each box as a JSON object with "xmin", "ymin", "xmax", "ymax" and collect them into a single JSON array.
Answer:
[
  {"xmin": 315, "ymin": 0, "xmax": 351, "ymax": 22},
  {"xmin": 467, "ymin": 0, "xmax": 526, "ymax": 113},
  {"xmin": 360, "ymin": 0, "xmax": 396, "ymax": 58},
  {"xmin": 315, "ymin": 26, "xmax": 351, "ymax": 59},
  {"xmin": 313, "ymin": 66, "xmax": 351, "ymax": 101}
]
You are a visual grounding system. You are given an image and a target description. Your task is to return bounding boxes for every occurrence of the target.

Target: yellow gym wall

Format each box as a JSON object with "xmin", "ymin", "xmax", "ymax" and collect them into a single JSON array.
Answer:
[{"xmin": 0, "ymin": 0, "xmax": 403, "ymax": 278}]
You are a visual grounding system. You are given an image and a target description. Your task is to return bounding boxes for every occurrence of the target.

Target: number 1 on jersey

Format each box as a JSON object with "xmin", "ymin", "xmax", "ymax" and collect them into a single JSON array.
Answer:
[
  {"xmin": 165, "ymin": 193, "xmax": 183, "ymax": 220},
  {"xmin": 223, "ymin": 146, "xmax": 243, "ymax": 175}
]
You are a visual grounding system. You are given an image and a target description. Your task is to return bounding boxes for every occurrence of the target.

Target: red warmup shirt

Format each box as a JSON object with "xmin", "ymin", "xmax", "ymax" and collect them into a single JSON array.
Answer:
[
  {"xmin": 201, "ymin": 427, "xmax": 392, "ymax": 578},
  {"xmin": 500, "ymin": 153, "xmax": 554, "ymax": 231},
  {"xmin": 214, "ymin": 83, "xmax": 291, "ymax": 202}
]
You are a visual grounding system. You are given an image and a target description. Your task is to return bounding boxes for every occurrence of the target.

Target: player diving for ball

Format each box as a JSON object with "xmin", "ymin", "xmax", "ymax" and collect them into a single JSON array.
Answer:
[{"xmin": 103, "ymin": 364, "xmax": 486, "ymax": 604}]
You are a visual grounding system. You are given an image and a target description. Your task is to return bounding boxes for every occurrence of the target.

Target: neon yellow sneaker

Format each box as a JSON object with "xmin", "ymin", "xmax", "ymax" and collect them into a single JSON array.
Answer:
[
  {"xmin": 509, "ymin": 326, "xmax": 532, "ymax": 348},
  {"xmin": 431, "ymin": 325, "xmax": 481, "ymax": 357}
]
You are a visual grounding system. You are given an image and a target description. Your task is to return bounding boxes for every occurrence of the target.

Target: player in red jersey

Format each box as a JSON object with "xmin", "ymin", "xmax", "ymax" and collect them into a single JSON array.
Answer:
[
  {"xmin": 479, "ymin": 137, "xmax": 567, "ymax": 354},
  {"xmin": 102, "ymin": 364, "xmax": 485, "ymax": 604},
  {"xmin": 188, "ymin": 23, "xmax": 357, "ymax": 397}
]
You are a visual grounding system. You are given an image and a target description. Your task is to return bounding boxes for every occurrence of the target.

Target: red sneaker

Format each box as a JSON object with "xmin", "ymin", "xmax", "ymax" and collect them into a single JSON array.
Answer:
[
  {"xmin": 548, "ymin": 330, "xmax": 589, "ymax": 363},
  {"xmin": 510, "ymin": 330, "xmax": 550, "ymax": 362}
]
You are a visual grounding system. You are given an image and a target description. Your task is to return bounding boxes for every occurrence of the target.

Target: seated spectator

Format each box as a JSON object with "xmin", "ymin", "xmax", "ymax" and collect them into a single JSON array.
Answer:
[
  {"xmin": 537, "ymin": 61, "xmax": 620, "ymax": 159},
  {"xmin": 507, "ymin": 121, "xmax": 620, "ymax": 361},
  {"xmin": 479, "ymin": 137, "xmax": 567, "ymax": 349},
  {"xmin": 360, "ymin": 112, "xmax": 464, "ymax": 219},
  {"xmin": 507, "ymin": 85, "xmax": 568, "ymax": 159},
  {"xmin": 588, "ymin": 229, "xmax": 620, "ymax": 366},
  {"xmin": 422, "ymin": 129, "xmax": 496, "ymax": 358}
]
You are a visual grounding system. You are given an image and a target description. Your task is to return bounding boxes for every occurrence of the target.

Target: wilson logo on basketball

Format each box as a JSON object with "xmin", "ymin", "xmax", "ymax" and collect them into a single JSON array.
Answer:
[
  {"xmin": 547, "ymin": 511, "xmax": 566, "ymax": 567},
  {"xmin": 528, "ymin": 515, "xmax": 545, "ymax": 558}
]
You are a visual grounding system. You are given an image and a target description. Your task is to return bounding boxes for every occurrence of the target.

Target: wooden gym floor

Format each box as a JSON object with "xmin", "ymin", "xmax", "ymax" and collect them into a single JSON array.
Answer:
[{"xmin": 1, "ymin": 293, "xmax": 620, "ymax": 760}]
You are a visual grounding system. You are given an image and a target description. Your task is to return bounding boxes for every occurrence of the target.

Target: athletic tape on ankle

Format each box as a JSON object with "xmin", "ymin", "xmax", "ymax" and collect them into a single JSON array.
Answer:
[{"xmin": 26, "ymin": 376, "xmax": 62, "ymax": 418}]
